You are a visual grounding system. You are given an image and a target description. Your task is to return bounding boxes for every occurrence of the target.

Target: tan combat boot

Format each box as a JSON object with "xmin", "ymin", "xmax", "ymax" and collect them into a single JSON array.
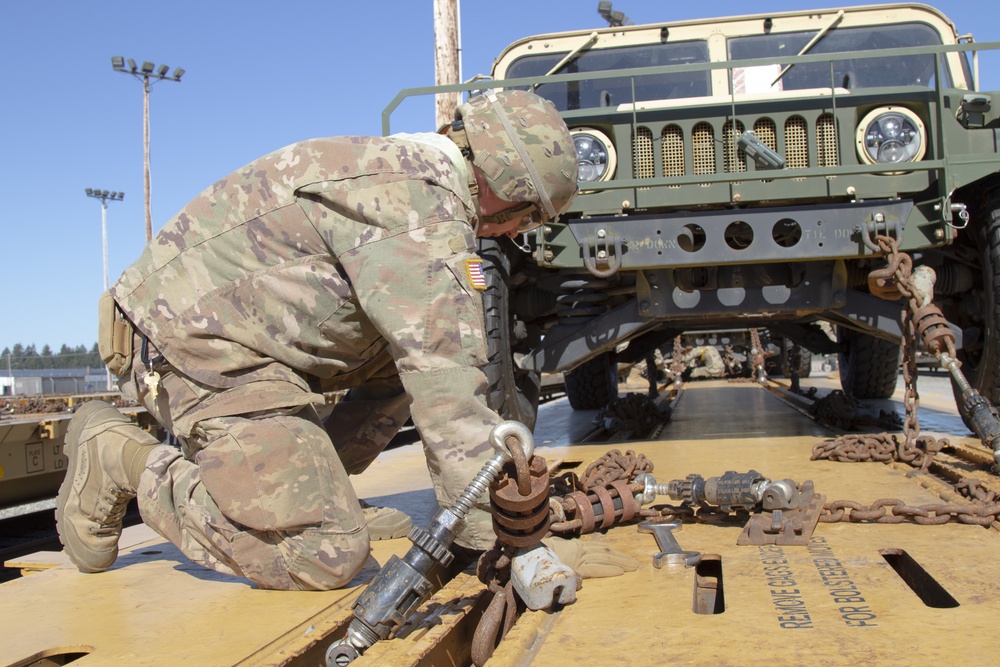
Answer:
[
  {"xmin": 56, "ymin": 400, "xmax": 162, "ymax": 573},
  {"xmin": 359, "ymin": 499, "xmax": 412, "ymax": 540}
]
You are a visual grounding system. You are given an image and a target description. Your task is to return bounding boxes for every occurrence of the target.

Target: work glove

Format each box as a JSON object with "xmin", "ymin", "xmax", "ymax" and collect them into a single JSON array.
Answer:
[{"xmin": 541, "ymin": 536, "xmax": 639, "ymax": 579}]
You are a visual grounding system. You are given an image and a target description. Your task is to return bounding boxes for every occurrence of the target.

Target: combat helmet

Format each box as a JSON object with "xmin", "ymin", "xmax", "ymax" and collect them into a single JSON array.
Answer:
[{"xmin": 452, "ymin": 89, "xmax": 577, "ymax": 231}]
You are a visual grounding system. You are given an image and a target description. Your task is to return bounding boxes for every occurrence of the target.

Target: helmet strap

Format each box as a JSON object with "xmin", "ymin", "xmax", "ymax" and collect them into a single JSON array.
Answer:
[
  {"xmin": 445, "ymin": 120, "xmax": 483, "ymax": 229},
  {"xmin": 481, "ymin": 202, "xmax": 534, "ymax": 225},
  {"xmin": 447, "ymin": 119, "xmax": 479, "ymax": 199}
]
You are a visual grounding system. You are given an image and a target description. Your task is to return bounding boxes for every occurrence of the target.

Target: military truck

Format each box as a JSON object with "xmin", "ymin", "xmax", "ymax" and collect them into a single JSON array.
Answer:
[{"xmin": 387, "ymin": 3, "xmax": 1000, "ymax": 422}]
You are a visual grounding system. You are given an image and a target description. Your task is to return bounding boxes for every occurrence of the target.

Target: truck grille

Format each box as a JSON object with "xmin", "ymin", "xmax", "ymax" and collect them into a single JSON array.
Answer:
[{"xmin": 631, "ymin": 114, "xmax": 838, "ymax": 181}]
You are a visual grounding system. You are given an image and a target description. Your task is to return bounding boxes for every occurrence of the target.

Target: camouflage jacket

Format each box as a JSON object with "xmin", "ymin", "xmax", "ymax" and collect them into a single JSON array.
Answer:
[
  {"xmin": 112, "ymin": 136, "xmax": 502, "ymax": 546},
  {"xmin": 113, "ymin": 135, "xmax": 481, "ymax": 388}
]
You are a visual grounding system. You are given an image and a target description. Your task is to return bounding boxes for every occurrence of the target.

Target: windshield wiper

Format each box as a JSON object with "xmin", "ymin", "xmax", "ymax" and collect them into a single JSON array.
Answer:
[
  {"xmin": 541, "ymin": 31, "xmax": 601, "ymax": 80},
  {"xmin": 770, "ymin": 9, "xmax": 845, "ymax": 87}
]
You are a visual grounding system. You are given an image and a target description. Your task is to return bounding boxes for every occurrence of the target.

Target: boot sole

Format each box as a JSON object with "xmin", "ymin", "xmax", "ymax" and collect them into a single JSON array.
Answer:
[{"xmin": 368, "ymin": 516, "xmax": 413, "ymax": 541}]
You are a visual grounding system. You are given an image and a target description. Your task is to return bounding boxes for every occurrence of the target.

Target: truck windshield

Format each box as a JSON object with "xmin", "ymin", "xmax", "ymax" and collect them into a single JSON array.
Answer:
[
  {"xmin": 727, "ymin": 23, "xmax": 948, "ymax": 92},
  {"xmin": 504, "ymin": 40, "xmax": 710, "ymax": 111}
]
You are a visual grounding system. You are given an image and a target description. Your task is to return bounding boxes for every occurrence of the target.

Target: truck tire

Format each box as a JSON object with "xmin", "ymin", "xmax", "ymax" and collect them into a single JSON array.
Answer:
[
  {"xmin": 955, "ymin": 188, "xmax": 1000, "ymax": 415},
  {"xmin": 837, "ymin": 327, "xmax": 900, "ymax": 399},
  {"xmin": 479, "ymin": 237, "xmax": 540, "ymax": 430},
  {"xmin": 781, "ymin": 339, "xmax": 813, "ymax": 378},
  {"xmin": 565, "ymin": 353, "xmax": 618, "ymax": 410}
]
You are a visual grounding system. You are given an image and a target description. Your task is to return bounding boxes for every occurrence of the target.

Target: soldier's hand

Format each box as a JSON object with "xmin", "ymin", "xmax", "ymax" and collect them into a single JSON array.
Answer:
[{"xmin": 541, "ymin": 536, "xmax": 639, "ymax": 579}]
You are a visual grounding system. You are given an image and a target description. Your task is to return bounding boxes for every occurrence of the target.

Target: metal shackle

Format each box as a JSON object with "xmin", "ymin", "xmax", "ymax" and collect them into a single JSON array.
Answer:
[{"xmin": 489, "ymin": 420, "xmax": 535, "ymax": 460}]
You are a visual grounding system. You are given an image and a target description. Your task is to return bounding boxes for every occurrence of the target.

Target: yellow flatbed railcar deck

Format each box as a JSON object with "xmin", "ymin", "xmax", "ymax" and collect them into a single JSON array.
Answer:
[{"xmin": 2, "ymin": 375, "xmax": 996, "ymax": 666}]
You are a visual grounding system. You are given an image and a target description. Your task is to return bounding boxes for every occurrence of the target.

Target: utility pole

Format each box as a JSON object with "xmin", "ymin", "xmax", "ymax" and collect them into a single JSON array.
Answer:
[
  {"xmin": 434, "ymin": 0, "xmax": 461, "ymax": 129},
  {"xmin": 85, "ymin": 188, "xmax": 124, "ymax": 391},
  {"xmin": 111, "ymin": 57, "xmax": 185, "ymax": 242}
]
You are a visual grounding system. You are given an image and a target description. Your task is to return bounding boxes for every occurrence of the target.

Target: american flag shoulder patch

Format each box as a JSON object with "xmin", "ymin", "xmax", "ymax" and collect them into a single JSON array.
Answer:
[{"xmin": 464, "ymin": 259, "xmax": 488, "ymax": 291}]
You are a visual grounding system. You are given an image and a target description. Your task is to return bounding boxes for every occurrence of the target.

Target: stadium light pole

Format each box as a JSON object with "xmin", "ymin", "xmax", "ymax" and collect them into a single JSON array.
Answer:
[
  {"xmin": 111, "ymin": 57, "xmax": 185, "ymax": 242},
  {"xmin": 85, "ymin": 188, "xmax": 124, "ymax": 390}
]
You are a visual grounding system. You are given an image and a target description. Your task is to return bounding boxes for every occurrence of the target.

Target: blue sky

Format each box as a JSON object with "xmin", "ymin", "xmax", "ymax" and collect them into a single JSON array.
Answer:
[{"xmin": 2, "ymin": 0, "xmax": 997, "ymax": 354}]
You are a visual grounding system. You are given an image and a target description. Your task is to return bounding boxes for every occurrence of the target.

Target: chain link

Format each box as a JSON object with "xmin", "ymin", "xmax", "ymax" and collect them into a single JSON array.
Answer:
[
  {"xmin": 957, "ymin": 478, "xmax": 998, "ymax": 503},
  {"xmin": 473, "ymin": 440, "xmax": 550, "ymax": 666},
  {"xmin": 750, "ymin": 328, "xmax": 766, "ymax": 380},
  {"xmin": 813, "ymin": 234, "xmax": 955, "ymax": 470},
  {"xmin": 578, "ymin": 449, "xmax": 654, "ymax": 489},
  {"xmin": 548, "ymin": 449, "xmax": 653, "ymax": 535},
  {"xmin": 811, "ymin": 432, "xmax": 942, "ymax": 468},
  {"xmin": 471, "ymin": 546, "xmax": 518, "ymax": 667},
  {"xmin": 820, "ymin": 497, "xmax": 1000, "ymax": 526},
  {"xmin": 670, "ymin": 334, "xmax": 684, "ymax": 380}
]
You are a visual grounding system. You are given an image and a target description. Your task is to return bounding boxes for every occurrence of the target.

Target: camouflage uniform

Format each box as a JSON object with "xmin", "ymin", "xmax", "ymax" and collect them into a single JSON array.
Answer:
[
  {"xmin": 681, "ymin": 345, "xmax": 727, "ymax": 379},
  {"xmin": 110, "ymin": 135, "xmax": 501, "ymax": 590}
]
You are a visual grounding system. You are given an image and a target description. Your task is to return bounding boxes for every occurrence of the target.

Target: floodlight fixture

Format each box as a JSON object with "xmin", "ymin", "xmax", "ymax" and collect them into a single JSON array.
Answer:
[
  {"xmin": 110, "ymin": 56, "xmax": 186, "ymax": 241},
  {"xmin": 598, "ymin": 1, "xmax": 631, "ymax": 27}
]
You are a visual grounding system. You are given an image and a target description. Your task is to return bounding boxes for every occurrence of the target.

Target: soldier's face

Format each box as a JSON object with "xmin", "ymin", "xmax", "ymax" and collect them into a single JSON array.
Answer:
[
  {"xmin": 476, "ymin": 216, "xmax": 527, "ymax": 238},
  {"xmin": 473, "ymin": 169, "xmax": 533, "ymax": 238}
]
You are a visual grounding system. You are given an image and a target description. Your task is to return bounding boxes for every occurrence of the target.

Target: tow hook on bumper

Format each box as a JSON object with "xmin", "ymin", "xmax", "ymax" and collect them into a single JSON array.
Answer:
[{"xmin": 582, "ymin": 229, "xmax": 622, "ymax": 278}]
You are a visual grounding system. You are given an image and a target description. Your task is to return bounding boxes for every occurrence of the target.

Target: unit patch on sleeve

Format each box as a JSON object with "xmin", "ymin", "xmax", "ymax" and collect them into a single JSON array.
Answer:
[{"xmin": 465, "ymin": 259, "xmax": 488, "ymax": 291}]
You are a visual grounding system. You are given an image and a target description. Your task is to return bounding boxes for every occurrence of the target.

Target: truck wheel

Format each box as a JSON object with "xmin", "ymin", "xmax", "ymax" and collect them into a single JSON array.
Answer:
[
  {"xmin": 479, "ymin": 237, "xmax": 540, "ymax": 430},
  {"xmin": 564, "ymin": 353, "xmax": 619, "ymax": 410},
  {"xmin": 955, "ymin": 189, "xmax": 1000, "ymax": 415},
  {"xmin": 781, "ymin": 339, "xmax": 813, "ymax": 378},
  {"xmin": 837, "ymin": 327, "xmax": 900, "ymax": 399},
  {"xmin": 764, "ymin": 355, "xmax": 782, "ymax": 377}
]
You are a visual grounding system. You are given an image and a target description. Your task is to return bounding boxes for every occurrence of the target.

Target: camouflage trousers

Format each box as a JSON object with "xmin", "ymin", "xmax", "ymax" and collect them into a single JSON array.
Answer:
[
  {"xmin": 125, "ymin": 343, "xmax": 409, "ymax": 591},
  {"xmin": 683, "ymin": 346, "xmax": 727, "ymax": 379}
]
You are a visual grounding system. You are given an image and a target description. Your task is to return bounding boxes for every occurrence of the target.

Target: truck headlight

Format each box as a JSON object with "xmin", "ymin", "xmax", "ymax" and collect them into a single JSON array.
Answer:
[
  {"xmin": 571, "ymin": 128, "xmax": 616, "ymax": 183},
  {"xmin": 856, "ymin": 106, "xmax": 926, "ymax": 166}
]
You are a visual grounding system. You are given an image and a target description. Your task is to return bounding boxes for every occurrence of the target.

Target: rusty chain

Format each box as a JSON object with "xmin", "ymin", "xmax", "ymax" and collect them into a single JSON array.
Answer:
[
  {"xmin": 579, "ymin": 448, "xmax": 654, "ymax": 488},
  {"xmin": 728, "ymin": 328, "xmax": 768, "ymax": 383},
  {"xmin": 820, "ymin": 477, "xmax": 1000, "ymax": 526},
  {"xmin": 549, "ymin": 450, "xmax": 752, "ymax": 531},
  {"xmin": 471, "ymin": 547, "xmax": 518, "ymax": 667},
  {"xmin": 548, "ymin": 449, "xmax": 653, "ymax": 535},
  {"xmin": 813, "ymin": 234, "xmax": 952, "ymax": 470},
  {"xmin": 811, "ymin": 432, "xmax": 942, "ymax": 468},
  {"xmin": 1, "ymin": 396, "xmax": 68, "ymax": 416},
  {"xmin": 819, "ymin": 498, "xmax": 1000, "ymax": 525},
  {"xmin": 808, "ymin": 236, "xmax": 1000, "ymax": 526},
  {"xmin": 670, "ymin": 334, "xmax": 684, "ymax": 380},
  {"xmin": 750, "ymin": 328, "xmax": 766, "ymax": 382},
  {"xmin": 472, "ymin": 437, "xmax": 550, "ymax": 667},
  {"xmin": 549, "ymin": 448, "xmax": 1000, "ymax": 537},
  {"xmin": 639, "ymin": 481, "xmax": 1000, "ymax": 528},
  {"xmin": 957, "ymin": 477, "xmax": 998, "ymax": 503}
]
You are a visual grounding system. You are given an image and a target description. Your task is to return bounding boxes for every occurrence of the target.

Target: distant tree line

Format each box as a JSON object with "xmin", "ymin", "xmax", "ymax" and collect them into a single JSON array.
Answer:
[{"xmin": 2, "ymin": 343, "xmax": 104, "ymax": 370}]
